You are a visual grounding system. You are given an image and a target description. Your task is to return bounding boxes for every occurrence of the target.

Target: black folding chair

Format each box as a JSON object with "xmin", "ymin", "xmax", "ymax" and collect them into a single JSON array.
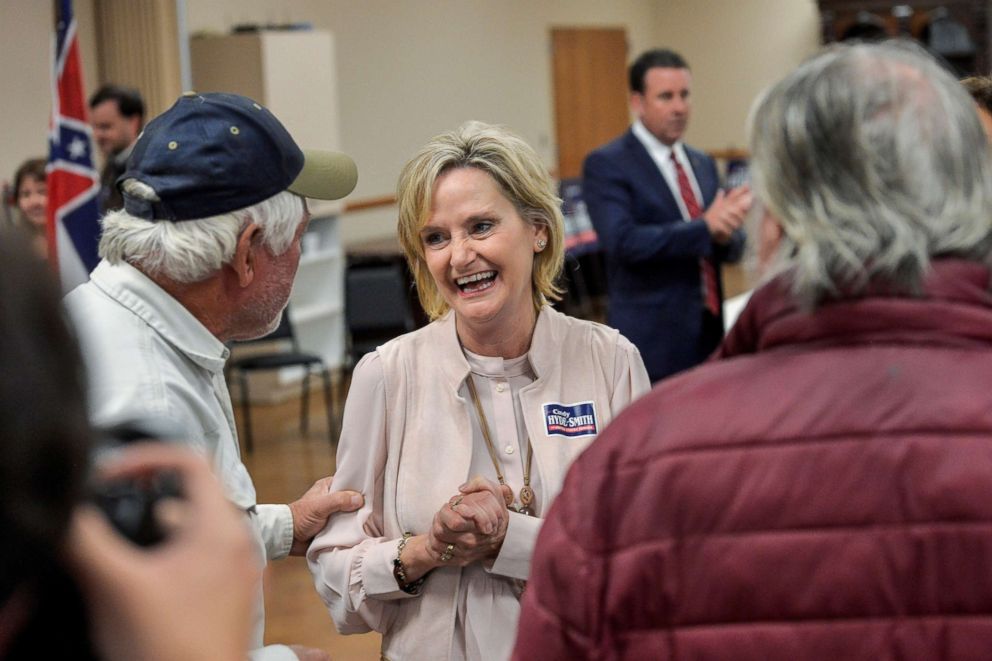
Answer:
[{"xmin": 345, "ymin": 259, "xmax": 416, "ymax": 368}]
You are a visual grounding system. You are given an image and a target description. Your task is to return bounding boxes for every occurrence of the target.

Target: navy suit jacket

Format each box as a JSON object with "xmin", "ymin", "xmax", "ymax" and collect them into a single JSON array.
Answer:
[{"xmin": 583, "ymin": 129, "xmax": 745, "ymax": 382}]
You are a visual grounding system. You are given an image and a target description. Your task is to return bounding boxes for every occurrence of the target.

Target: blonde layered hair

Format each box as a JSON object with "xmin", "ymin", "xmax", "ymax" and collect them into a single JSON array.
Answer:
[{"xmin": 397, "ymin": 121, "xmax": 565, "ymax": 320}]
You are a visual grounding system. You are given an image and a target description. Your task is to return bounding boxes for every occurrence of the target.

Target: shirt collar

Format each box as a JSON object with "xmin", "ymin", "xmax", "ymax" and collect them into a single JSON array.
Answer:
[
  {"xmin": 717, "ymin": 259, "xmax": 992, "ymax": 359},
  {"xmin": 463, "ymin": 347, "xmax": 532, "ymax": 378},
  {"xmin": 631, "ymin": 120, "xmax": 688, "ymax": 164},
  {"xmin": 435, "ymin": 307, "xmax": 560, "ymax": 389},
  {"xmin": 88, "ymin": 260, "xmax": 229, "ymax": 372}
]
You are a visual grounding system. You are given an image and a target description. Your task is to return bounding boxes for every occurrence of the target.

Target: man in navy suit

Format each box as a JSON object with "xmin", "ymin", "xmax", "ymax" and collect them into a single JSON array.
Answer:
[{"xmin": 584, "ymin": 49, "xmax": 751, "ymax": 382}]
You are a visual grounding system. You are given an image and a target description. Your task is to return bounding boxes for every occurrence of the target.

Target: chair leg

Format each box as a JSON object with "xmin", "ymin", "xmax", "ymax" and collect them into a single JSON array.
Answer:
[
  {"xmin": 320, "ymin": 368, "xmax": 336, "ymax": 447},
  {"xmin": 238, "ymin": 371, "xmax": 254, "ymax": 454},
  {"xmin": 300, "ymin": 369, "xmax": 311, "ymax": 435}
]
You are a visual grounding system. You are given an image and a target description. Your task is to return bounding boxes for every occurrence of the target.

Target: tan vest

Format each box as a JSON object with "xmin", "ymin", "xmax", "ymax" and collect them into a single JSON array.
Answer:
[{"xmin": 375, "ymin": 307, "xmax": 648, "ymax": 659}]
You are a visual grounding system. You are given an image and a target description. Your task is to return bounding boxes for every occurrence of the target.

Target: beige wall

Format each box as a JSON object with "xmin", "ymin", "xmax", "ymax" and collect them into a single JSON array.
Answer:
[
  {"xmin": 186, "ymin": 0, "xmax": 661, "ymax": 244},
  {"xmin": 188, "ymin": 0, "xmax": 820, "ymax": 244},
  {"xmin": 654, "ymin": 0, "xmax": 821, "ymax": 151},
  {"xmin": 1, "ymin": 0, "xmax": 98, "ymax": 184},
  {"xmin": 1, "ymin": 0, "xmax": 821, "ymax": 243}
]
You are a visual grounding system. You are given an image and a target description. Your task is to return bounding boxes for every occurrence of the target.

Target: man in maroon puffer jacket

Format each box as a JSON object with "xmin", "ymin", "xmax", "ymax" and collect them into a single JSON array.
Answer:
[{"xmin": 514, "ymin": 41, "xmax": 992, "ymax": 661}]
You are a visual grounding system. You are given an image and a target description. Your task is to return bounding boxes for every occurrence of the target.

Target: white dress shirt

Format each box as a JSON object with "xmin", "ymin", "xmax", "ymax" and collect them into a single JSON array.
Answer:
[
  {"xmin": 65, "ymin": 260, "xmax": 297, "ymax": 661},
  {"xmin": 631, "ymin": 119, "xmax": 705, "ymax": 220}
]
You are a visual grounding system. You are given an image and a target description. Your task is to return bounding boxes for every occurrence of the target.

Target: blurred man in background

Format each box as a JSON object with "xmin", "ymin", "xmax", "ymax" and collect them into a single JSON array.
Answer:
[
  {"xmin": 89, "ymin": 84, "xmax": 144, "ymax": 213},
  {"xmin": 583, "ymin": 48, "xmax": 750, "ymax": 382}
]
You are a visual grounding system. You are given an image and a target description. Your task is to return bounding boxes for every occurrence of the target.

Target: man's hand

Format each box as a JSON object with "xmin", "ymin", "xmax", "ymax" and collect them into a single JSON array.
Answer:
[
  {"xmin": 702, "ymin": 185, "xmax": 752, "ymax": 244},
  {"xmin": 288, "ymin": 477, "xmax": 363, "ymax": 555}
]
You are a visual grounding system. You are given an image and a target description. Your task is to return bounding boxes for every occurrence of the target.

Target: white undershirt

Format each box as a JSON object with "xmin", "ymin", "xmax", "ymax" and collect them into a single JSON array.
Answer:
[
  {"xmin": 631, "ymin": 119, "xmax": 704, "ymax": 220},
  {"xmin": 450, "ymin": 348, "xmax": 540, "ymax": 660}
]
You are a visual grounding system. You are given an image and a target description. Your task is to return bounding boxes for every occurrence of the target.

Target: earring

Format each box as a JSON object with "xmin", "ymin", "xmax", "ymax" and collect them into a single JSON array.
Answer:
[{"xmin": 536, "ymin": 239, "xmax": 547, "ymax": 251}]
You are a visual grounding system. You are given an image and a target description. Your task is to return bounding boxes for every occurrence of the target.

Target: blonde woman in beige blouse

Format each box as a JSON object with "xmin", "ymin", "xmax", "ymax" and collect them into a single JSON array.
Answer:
[{"xmin": 308, "ymin": 122, "xmax": 650, "ymax": 660}]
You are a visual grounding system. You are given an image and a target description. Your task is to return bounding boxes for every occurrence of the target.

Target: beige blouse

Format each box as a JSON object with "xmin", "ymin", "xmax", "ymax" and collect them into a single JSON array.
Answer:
[
  {"xmin": 308, "ymin": 308, "xmax": 651, "ymax": 660},
  {"xmin": 455, "ymin": 349, "xmax": 542, "ymax": 659}
]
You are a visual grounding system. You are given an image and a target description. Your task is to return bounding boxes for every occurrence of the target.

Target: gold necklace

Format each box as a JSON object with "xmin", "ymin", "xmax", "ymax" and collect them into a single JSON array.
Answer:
[{"xmin": 465, "ymin": 375, "xmax": 535, "ymax": 516}]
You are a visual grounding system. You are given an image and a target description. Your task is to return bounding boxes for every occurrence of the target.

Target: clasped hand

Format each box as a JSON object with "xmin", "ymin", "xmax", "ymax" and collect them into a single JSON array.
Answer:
[{"xmin": 427, "ymin": 476, "xmax": 511, "ymax": 567}]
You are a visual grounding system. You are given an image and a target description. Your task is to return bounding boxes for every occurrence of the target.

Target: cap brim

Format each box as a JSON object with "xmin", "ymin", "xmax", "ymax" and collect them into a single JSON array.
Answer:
[{"xmin": 288, "ymin": 149, "xmax": 358, "ymax": 200}]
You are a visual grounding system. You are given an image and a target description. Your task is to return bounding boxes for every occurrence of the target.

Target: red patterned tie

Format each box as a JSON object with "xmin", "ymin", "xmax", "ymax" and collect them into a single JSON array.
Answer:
[{"xmin": 671, "ymin": 152, "xmax": 721, "ymax": 316}]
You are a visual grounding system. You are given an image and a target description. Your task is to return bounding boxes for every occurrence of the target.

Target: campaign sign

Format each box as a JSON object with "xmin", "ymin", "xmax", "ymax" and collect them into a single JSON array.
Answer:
[{"xmin": 543, "ymin": 401, "xmax": 598, "ymax": 438}]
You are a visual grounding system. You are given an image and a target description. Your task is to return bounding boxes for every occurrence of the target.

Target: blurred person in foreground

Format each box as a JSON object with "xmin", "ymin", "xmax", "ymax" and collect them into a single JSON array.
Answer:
[
  {"xmin": 308, "ymin": 122, "xmax": 650, "ymax": 660},
  {"xmin": 515, "ymin": 41, "xmax": 992, "ymax": 660},
  {"xmin": 0, "ymin": 228, "xmax": 258, "ymax": 661},
  {"xmin": 65, "ymin": 92, "xmax": 362, "ymax": 661},
  {"xmin": 10, "ymin": 158, "xmax": 48, "ymax": 258},
  {"xmin": 961, "ymin": 74, "xmax": 992, "ymax": 139}
]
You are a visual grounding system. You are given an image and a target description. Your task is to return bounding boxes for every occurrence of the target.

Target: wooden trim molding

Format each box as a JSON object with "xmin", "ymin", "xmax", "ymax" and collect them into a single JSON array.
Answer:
[
  {"xmin": 344, "ymin": 194, "xmax": 397, "ymax": 213},
  {"xmin": 707, "ymin": 148, "xmax": 749, "ymax": 161}
]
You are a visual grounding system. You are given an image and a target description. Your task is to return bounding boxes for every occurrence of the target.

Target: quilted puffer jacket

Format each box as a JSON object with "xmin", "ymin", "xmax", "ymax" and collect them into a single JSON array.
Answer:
[{"xmin": 514, "ymin": 260, "xmax": 992, "ymax": 660}]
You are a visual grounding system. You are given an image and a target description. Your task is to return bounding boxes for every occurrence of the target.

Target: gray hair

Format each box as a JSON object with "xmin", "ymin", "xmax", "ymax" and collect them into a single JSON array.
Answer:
[
  {"xmin": 99, "ymin": 182, "xmax": 304, "ymax": 283},
  {"xmin": 747, "ymin": 40, "xmax": 992, "ymax": 308}
]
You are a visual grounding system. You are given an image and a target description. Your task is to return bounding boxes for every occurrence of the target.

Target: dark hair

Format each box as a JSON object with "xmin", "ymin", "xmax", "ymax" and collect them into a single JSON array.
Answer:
[
  {"xmin": 961, "ymin": 76, "xmax": 992, "ymax": 114},
  {"xmin": 13, "ymin": 158, "xmax": 46, "ymax": 197},
  {"xmin": 0, "ymin": 227, "xmax": 95, "ymax": 657},
  {"xmin": 88, "ymin": 83, "xmax": 145, "ymax": 124},
  {"xmin": 629, "ymin": 48, "xmax": 689, "ymax": 94}
]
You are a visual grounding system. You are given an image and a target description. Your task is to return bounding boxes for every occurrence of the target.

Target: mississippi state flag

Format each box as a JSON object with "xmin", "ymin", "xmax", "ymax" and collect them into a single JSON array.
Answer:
[{"xmin": 48, "ymin": 0, "xmax": 101, "ymax": 291}]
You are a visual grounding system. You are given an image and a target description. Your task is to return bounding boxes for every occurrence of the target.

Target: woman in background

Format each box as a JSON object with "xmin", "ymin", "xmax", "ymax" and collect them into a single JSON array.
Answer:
[
  {"xmin": 309, "ymin": 122, "xmax": 649, "ymax": 660},
  {"xmin": 11, "ymin": 158, "xmax": 48, "ymax": 258}
]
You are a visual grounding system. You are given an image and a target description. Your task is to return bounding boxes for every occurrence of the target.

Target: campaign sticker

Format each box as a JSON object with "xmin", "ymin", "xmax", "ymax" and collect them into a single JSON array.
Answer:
[{"xmin": 543, "ymin": 401, "xmax": 598, "ymax": 438}]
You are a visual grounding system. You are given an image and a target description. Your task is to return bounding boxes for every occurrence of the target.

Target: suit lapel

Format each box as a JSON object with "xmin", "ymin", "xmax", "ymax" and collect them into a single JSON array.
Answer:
[
  {"xmin": 622, "ymin": 130, "xmax": 682, "ymax": 217},
  {"xmin": 685, "ymin": 147, "xmax": 717, "ymax": 207}
]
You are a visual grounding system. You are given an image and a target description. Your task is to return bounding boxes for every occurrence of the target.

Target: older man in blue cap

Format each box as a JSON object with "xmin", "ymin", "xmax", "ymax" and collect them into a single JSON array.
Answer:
[{"xmin": 66, "ymin": 92, "xmax": 361, "ymax": 661}]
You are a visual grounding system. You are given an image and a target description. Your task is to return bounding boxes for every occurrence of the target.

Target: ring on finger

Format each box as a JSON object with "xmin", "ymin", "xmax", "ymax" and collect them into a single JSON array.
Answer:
[
  {"xmin": 449, "ymin": 495, "xmax": 465, "ymax": 510},
  {"xmin": 440, "ymin": 543, "xmax": 455, "ymax": 562}
]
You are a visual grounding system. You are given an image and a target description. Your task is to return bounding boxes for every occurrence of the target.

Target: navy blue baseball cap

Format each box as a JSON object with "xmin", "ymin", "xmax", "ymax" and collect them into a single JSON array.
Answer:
[{"xmin": 119, "ymin": 92, "xmax": 358, "ymax": 221}]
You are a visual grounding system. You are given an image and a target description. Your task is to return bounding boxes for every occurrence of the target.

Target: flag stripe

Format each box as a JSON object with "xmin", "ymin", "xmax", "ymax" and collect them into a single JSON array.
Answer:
[{"xmin": 48, "ymin": 0, "xmax": 101, "ymax": 292}]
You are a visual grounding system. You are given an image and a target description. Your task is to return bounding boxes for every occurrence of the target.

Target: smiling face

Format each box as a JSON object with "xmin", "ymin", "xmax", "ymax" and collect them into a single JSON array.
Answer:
[
  {"xmin": 420, "ymin": 167, "xmax": 547, "ymax": 342},
  {"xmin": 17, "ymin": 175, "xmax": 47, "ymax": 228},
  {"xmin": 632, "ymin": 66, "xmax": 692, "ymax": 146}
]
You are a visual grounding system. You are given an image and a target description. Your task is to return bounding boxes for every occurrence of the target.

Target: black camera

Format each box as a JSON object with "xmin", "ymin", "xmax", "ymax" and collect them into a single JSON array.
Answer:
[{"xmin": 89, "ymin": 420, "xmax": 185, "ymax": 547}]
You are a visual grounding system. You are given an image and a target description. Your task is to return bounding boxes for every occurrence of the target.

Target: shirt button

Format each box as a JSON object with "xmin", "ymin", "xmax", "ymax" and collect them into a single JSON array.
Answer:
[
  {"xmin": 505, "ymin": 445, "xmax": 515, "ymax": 455},
  {"xmin": 495, "ymin": 382, "xmax": 507, "ymax": 393}
]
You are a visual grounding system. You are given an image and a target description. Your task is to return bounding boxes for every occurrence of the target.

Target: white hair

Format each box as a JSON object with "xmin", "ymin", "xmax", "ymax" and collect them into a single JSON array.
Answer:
[
  {"xmin": 747, "ymin": 40, "xmax": 992, "ymax": 308},
  {"xmin": 99, "ymin": 181, "xmax": 304, "ymax": 283}
]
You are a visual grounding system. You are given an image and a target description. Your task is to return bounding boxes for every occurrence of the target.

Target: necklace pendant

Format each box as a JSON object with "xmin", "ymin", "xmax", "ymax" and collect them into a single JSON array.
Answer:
[
  {"xmin": 519, "ymin": 485, "xmax": 535, "ymax": 507},
  {"xmin": 503, "ymin": 489, "xmax": 515, "ymax": 508}
]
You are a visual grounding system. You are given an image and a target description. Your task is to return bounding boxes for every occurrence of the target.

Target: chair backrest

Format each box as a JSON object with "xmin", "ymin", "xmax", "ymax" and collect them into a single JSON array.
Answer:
[
  {"xmin": 345, "ymin": 260, "xmax": 415, "ymax": 334},
  {"xmin": 345, "ymin": 259, "xmax": 416, "ymax": 363}
]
